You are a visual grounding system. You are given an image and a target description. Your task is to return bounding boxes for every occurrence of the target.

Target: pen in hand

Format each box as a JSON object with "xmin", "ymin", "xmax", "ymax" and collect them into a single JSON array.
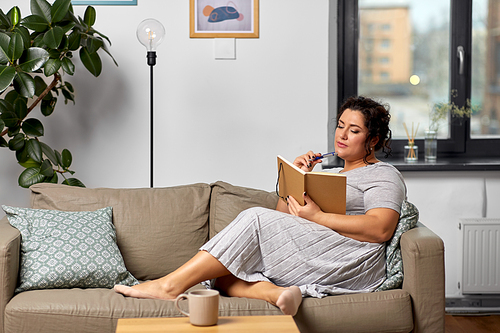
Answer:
[{"xmin": 309, "ymin": 152, "xmax": 336, "ymax": 161}]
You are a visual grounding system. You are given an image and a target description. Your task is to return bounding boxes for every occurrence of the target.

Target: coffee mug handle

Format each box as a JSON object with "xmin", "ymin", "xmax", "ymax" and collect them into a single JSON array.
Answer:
[{"xmin": 175, "ymin": 294, "xmax": 190, "ymax": 317}]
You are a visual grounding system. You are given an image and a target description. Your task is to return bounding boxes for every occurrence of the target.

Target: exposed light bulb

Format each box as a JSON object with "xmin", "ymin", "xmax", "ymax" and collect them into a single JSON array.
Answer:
[{"xmin": 136, "ymin": 18, "xmax": 165, "ymax": 52}]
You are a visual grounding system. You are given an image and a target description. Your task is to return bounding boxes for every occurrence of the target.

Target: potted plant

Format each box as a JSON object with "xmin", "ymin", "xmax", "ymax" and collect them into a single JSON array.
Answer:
[{"xmin": 0, "ymin": 0, "xmax": 116, "ymax": 188}]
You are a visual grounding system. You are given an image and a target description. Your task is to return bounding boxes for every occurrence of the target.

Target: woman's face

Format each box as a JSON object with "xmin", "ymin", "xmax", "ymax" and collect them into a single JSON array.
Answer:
[{"xmin": 334, "ymin": 109, "xmax": 370, "ymax": 162}]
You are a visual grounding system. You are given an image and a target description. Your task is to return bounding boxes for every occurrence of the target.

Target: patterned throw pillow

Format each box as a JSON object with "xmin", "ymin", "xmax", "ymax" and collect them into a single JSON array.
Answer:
[{"xmin": 2, "ymin": 205, "xmax": 139, "ymax": 293}]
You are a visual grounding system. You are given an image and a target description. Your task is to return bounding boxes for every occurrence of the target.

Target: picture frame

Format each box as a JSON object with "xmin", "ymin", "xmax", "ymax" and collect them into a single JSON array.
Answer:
[
  {"xmin": 71, "ymin": 0, "xmax": 137, "ymax": 5},
  {"xmin": 190, "ymin": 0, "xmax": 259, "ymax": 38}
]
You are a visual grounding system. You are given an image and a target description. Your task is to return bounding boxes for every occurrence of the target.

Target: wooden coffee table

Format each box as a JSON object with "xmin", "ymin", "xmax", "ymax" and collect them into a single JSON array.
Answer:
[{"xmin": 116, "ymin": 315, "xmax": 300, "ymax": 332}]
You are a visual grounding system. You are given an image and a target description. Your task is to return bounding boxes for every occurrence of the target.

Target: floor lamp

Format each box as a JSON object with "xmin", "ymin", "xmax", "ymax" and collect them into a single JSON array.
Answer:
[{"xmin": 136, "ymin": 19, "xmax": 166, "ymax": 188}]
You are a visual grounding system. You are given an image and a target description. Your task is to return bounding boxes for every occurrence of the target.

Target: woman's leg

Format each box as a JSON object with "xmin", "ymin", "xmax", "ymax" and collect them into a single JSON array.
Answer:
[
  {"xmin": 215, "ymin": 275, "xmax": 303, "ymax": 316},
  {"xmin": 115, "ymin": 250, "xmax": 231, "ymax": 300}
]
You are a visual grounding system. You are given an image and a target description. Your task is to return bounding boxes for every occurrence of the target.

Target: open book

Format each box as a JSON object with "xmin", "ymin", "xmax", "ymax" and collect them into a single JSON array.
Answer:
[{"xmin": 277, "ymin": 155, "xmax": 346, "ymax": 214}]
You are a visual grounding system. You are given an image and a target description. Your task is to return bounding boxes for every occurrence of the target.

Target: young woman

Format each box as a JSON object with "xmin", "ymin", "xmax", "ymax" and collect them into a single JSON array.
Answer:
[{"xmin": 114, "ymin": 96, "xmax": 407, "ymax": 317}]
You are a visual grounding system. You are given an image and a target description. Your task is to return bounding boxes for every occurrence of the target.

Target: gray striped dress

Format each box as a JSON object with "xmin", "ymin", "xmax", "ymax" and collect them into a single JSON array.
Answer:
[{"xmin": 201, "ymin": 162, "xmax": 407, "ymax": 298}]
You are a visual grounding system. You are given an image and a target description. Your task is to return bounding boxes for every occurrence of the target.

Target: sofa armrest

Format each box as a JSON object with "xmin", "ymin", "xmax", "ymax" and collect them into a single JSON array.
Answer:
[
  {"xmin": 0, "ymin": 216, "xmax": 20, "ymax": 333},
  {"xmin": 401, "ymin": 222, "xmax": 445, "ymax": 333}
]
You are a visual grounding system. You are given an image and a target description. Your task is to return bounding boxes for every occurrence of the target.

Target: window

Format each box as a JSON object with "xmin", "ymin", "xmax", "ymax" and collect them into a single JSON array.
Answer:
[
  {"xmin": 380, "ymin": 39, "xmax": 391, "ymax": 49},
  {"xmin": 336, "ymin": 0, "xmax": 500, "ymax": 161}
]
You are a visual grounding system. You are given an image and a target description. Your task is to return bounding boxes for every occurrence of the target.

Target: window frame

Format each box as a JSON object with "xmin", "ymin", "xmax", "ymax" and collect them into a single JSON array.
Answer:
[{"xmin": 335, "ymin": 0, "xmax": 500, "ymax": 162}]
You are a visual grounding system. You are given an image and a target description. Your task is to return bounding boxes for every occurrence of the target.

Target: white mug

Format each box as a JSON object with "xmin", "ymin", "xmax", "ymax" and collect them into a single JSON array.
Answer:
[{"xmin": 175, "ymin": 289, "xmax": 219, "ymax": 326}]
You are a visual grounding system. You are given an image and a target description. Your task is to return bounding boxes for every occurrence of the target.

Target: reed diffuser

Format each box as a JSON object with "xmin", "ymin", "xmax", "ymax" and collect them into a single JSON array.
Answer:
[{"xmin": 403, "ymin": 122, "xmax": 419, "ymax": 163}]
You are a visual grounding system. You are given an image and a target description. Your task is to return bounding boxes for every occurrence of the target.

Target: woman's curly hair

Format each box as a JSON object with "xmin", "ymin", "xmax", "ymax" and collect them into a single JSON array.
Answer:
[{"xmin": 337, "ymin": 96, "xmax": 392, "ymax": 164}]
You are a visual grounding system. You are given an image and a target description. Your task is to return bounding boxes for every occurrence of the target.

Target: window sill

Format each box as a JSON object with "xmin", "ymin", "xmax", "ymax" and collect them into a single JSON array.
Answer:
[{"xmin": 323, "ymin": 157, "xmax": 500, "ymax": 172}]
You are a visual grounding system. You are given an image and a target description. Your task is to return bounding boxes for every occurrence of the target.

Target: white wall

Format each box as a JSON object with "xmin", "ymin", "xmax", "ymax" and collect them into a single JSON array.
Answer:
[
  {"xmin": 1, "ymin": 0, "xmax": 499, "ymax": 298},
  {"xmin": 403, "ymin": 171, "xmax": 500, "ymax": 297}
]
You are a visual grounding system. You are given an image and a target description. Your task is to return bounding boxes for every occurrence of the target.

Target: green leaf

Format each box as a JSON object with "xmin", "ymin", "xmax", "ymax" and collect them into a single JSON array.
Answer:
[
  {"xmin": 40, "ymin": 159, "xmax": 53, "ymax": 177},
  {"xmin": 1, "ymin": 110, "xmax": 19, "ymax": 127},
  {"xmin": 6, "ymin": 90, "xmax": 26, "ymax": 105},
  {"xmin": 0, "ymin": 118, "xmax": 4, "ymax": 133},
  {"xmin": 13, "ymin": 72, "xmax": 36, "ymax": 98},
  {"xmin": 0, "ymin": 100, "xmax": 12, "ymax": 114},
  {"xmin": 18, "ymin": 157, "xmax": 41, "ymax": 169},
  {"xmin": 41, "ymin": 96, "xmax": 56, "ymax": 116},
  {"xmin": 65, "ymin": 81, "xmax": 74, "ymax": 92},
  {"xmin": 11, "ymin": 7, "xmax": 20, "ymax": 27},
  {"xmin": 86, "ymin": 35, "xmax": 103, "ymax": 54},
  {"xmin": 40, "ymin": 141, "xmax": 58, "ymax": 165},
  {"xmin": 67, "ymin": 31, "xmax": 81, "ymax": 51},
  {"xmin": 51, "ymin": 0, "xmax": 71, "ymax": 23},
  {"xmin": 32, "ymin": 34, "xmax": 46, "ymax": 48},
  {"xmin": 13, "ymin": 98, "xmax": 28, "ymax": 119},
  {"xmin": 31, "ymin": 0, "xmax": 52, "ymax": 23},
  {"xmin": 26, "ymin": 138, "xmax": 42, "ymax": 162},
  {"xmin": 62, "ymin": 177, "xmax": 85, "ymax": 187},
  {"xmin": 8, "ymin": 126, "xmax": 20, "ymax": 137},
  {"xmin": 79, "ymin": 47, "xmax": 101, "ymax": 77},
  {"xmin": 100, "ymin": 42, "xmax": 118, "ymax": 67},
  {"xmin": 0, "ymin": 33, "xmax": 10, "ymax": 64},
  {"xmin": 60, "ymin": 21, "xmax": 76, "ymax": 34},
  {"xmin": 0, "ymin": 65, "xmax": 16, "ymax": 92},
  {"xmin": 8, "ymin": 133, "xmax": 25, "ymax": 151},
  {"xmin": 13, "ymin": 26, "xmax": 31, "ymax": 50},
  {"xmin": 61, "ymin": 57, "xmax": 75, "ymax": 75},
  {"xmin": 61, "ymin": 148, "xmax": 72, "ymax": 168},
  {"xmin": 16, "ymin": 146, "xmax": 29, "ymax": 163},
  {"xmin": 84, "ymin": 6, "xmax": 96, "ymax": 27},
  {"xmin": 22, "ymin": 118, "xmax": 44, "ymax": 137},
  {"xmin": 19, "ymin": 47, "xmax": 50, "ymax": 72},
  {"xmin": 0, "ymin": 9, "xmax": 10, "ymax": 28},
  {"xmin": 55, "ymin": 149, "xmax": 62, "ymax": 166},
  {"xmin": 93, "ymin": 28, "xmax": 111, "ymax": 47},
  {"xmin": 61, "ymin": 88, "xmax": 74, "ymax": 104},
  {"xmin": 20, "ymin": 15, "xmax": 49, "ymax": 32},
  {"xmin": 44, "ymin": 58, "xmax": 61, "ymax": 76},
  {"xmin": 34, "ymin": 75, "xmax": 48, "ymax": 96},
  {"xmin": 47, "ymin": 172, "xmax": 58, "ymax": 183},
  {"xmin": 5, "ymin": 90, "xmax": 20, "ymax": 105},
  {"xmin": 8, "ymin": 33, "xmax": 24, "ymax": 61},
  {"xmin": 18, "ymin": 167, "xmax": 45, "ymax": 188},
  {"xmin": 0, "ymin": 136, "xmax": 7, "ymax": 147},
  {"xmin": 42, "ymin": 26, "xmax": 63, "ymax": 49}
]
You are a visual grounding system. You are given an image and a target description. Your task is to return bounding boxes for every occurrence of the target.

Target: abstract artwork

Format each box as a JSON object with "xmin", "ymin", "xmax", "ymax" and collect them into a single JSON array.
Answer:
[{"xmin": 190, "ymin": 0, "xmax": 259, "ymax": 38}]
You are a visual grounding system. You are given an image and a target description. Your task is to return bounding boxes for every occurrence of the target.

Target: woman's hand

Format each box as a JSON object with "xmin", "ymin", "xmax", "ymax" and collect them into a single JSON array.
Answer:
[
  {"xmin": 287, "ymin": 192, "xmax": 322, "ymax": 221},
  {"xmin": 293, "ymin": 151, "xmax": 322, "ymax": 172}
]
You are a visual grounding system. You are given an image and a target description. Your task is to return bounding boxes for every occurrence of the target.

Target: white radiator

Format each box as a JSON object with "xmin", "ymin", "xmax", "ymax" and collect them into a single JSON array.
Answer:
[{"xmin": 461, "ymin": 219, "xmax": 500, "ymax": 294}]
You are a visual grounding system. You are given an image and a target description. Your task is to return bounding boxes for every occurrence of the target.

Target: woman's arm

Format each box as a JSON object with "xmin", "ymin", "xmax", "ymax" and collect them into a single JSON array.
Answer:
[{"xmin": 287, "ymin": 193, "xmax": 399, "ymax": 243}]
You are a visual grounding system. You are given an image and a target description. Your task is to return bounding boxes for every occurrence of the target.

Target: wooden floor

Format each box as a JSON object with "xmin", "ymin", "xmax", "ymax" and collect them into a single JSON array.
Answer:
[{"xmin": 445, "ymin": 314, "xmax": 500, "ymax": 332}]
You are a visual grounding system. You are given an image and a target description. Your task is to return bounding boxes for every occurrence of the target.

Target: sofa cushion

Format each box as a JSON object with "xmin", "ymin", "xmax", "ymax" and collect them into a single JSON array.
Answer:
[
  {"xmin": 29, "ymin": 183, "xmax": 212, "ymax": 281},
  {"xmin": 209, "ymin": 181, "xmax": 279, "ymax": 238},
  {"xmin": 2, "ymin": 206, "xmax": 138, "ymax": 293},
  {"xmin": 4, "ymin": 287, "xmax": 412, "ymax": 333},
  {"xmin": 294, "ymin": 290, "xmax": 414, "ymax": 333}
]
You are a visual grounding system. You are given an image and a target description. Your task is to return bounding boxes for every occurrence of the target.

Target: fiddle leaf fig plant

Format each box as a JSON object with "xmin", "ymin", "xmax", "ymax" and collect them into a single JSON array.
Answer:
[{"xmin": 0, "ymin": 0, "xmax": 117, "ymax": 188}]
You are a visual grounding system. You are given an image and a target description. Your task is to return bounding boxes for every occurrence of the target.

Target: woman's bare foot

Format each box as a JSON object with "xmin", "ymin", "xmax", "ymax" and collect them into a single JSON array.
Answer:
[
  {"xmin": 276, "ymin": 286, "xmax": 302, "ymax": 316},
  {"xmin": 114, "ymin": 285, "xmax": 161, "ymax": 299},
  {"xmin": 114, "ymin": 279, "xmax": 178, "ymax": 300}
]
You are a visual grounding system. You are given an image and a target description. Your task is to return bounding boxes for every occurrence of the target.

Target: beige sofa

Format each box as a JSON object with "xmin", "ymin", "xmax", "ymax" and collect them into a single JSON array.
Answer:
[{"xmin": 0, "ymin": 181, "xmax": 445, "ymax": 333}]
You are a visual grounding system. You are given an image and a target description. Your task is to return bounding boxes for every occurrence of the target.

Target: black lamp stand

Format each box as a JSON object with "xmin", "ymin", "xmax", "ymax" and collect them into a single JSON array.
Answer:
[{"xmin": 147, "ymin": 51, "xmax": 157, "ymax": 188}]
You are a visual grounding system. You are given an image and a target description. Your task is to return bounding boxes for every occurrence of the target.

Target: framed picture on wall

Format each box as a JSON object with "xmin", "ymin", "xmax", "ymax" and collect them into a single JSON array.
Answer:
[
  {"xmin": 71, "ymin": 0, "xmax": 137, "ymax": 5},
  {"xmin": 190, "ymin": 0, "xmax": 259, "ymax": 38}
]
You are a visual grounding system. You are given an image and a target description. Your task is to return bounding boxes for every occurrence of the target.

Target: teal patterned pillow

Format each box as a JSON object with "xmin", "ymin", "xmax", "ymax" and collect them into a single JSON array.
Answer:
[{"xmin": 2, "ymin": 205, "xmax": 139, "ymax": 293}]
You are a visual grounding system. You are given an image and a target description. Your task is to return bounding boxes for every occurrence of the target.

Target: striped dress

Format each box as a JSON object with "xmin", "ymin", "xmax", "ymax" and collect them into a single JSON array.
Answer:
[{"xmin": 201, "ymin": 162, "xmax": 407, "ymax": 297}]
